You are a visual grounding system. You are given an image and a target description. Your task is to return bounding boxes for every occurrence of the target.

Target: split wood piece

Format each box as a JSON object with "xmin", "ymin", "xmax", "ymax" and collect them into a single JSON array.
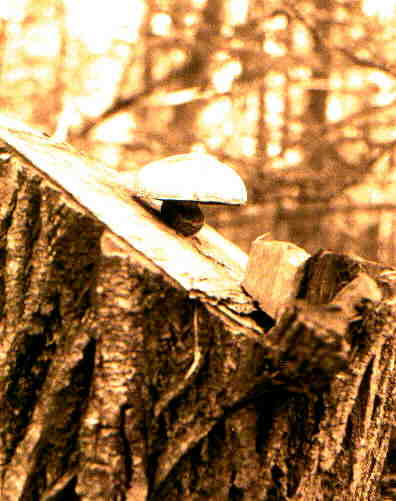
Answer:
[
  {"xmin": 267, "ymin": 301, "xmax": 351, "ymax": 389},
  {"xmin": 329, "ymin": 271, "xmax": 382, "ymax": 318},
  {"xmin": 298, "ymin": 248, "xmax": 393, "ymax": 304},
  {"xmin": 266, "ymin": 253, "xmax": 385, "ymax": 388},
  {"xmin": 242, "ymin": 238, "xmax": 311, "ymax": 320}
]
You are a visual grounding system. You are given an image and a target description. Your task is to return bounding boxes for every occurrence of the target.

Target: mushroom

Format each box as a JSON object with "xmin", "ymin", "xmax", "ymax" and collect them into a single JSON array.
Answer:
[{"xmin": 136, "ymin": 153, "xmax": 247, "ymax": 236}]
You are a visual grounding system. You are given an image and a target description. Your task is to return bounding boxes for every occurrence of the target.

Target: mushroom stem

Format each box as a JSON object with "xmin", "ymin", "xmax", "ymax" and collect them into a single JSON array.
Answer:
[{"xmin": 160, "ymin": 200, "xmax": 205, "ymax": 236}]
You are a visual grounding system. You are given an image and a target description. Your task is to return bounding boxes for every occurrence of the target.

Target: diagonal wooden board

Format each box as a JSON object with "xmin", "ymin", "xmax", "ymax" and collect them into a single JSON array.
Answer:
[{"xmin": 0, "ymin": 114, "xmax": 257, "ymax": 326}]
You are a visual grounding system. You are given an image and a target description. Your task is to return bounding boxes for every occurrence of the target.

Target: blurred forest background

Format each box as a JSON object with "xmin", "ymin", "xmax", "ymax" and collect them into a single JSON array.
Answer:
[{"xmin": 1, "ymin": 0, "xmax": 396, "ymax": 263}]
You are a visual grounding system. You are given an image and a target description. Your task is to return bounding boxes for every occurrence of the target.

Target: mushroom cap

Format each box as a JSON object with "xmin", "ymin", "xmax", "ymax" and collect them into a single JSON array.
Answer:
[{"xmin": 136, "ymin": 153, "xmax": 247, "ymax": 205}]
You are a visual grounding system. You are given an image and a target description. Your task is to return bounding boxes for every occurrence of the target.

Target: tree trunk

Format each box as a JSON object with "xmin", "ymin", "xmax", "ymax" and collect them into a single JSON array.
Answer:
[
  {"xmin": 171, "ymin": 0, "xmax": 224, "ymax": 150},
  {"xmin": 0, "ymin": 117, "xmax": 394, "ymax": 500}
]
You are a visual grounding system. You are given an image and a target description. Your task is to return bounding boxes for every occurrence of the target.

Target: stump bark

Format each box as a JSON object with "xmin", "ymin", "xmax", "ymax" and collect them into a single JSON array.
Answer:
[{"xmin": 0, "ymin": 116, "xmax": 395, "ymax": 501}]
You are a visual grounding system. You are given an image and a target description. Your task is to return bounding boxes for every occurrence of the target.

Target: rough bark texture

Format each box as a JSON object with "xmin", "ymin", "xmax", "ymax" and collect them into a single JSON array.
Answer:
[{"xmin": 0, "ymin": 123, "xmax": 395, "ymax": 501}]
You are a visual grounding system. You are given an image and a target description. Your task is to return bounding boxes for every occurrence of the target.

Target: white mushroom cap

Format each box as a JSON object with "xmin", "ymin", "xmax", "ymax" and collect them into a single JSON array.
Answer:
[{"xmin": 136, "ymin": 153, "xmax": 247, "ymax": 205}]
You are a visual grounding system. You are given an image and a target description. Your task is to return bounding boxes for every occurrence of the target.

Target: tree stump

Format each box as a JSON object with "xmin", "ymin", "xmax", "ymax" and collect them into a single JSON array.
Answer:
[{"xmin": 0, "ymin": 116, "xmax": 395, "ymax": 501}]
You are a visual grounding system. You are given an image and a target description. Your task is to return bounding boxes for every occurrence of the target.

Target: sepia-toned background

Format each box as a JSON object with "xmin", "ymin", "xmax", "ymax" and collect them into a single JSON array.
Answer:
[{"xmin": 1, "ymin": 0, "xmax": 396, "ymax": 263}]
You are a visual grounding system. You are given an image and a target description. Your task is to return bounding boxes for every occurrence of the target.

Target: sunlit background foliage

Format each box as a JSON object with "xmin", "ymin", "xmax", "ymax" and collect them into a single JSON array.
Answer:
[{"xmin": 1, "ymin": 0, "xmax": 396, "ymax": 261}]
